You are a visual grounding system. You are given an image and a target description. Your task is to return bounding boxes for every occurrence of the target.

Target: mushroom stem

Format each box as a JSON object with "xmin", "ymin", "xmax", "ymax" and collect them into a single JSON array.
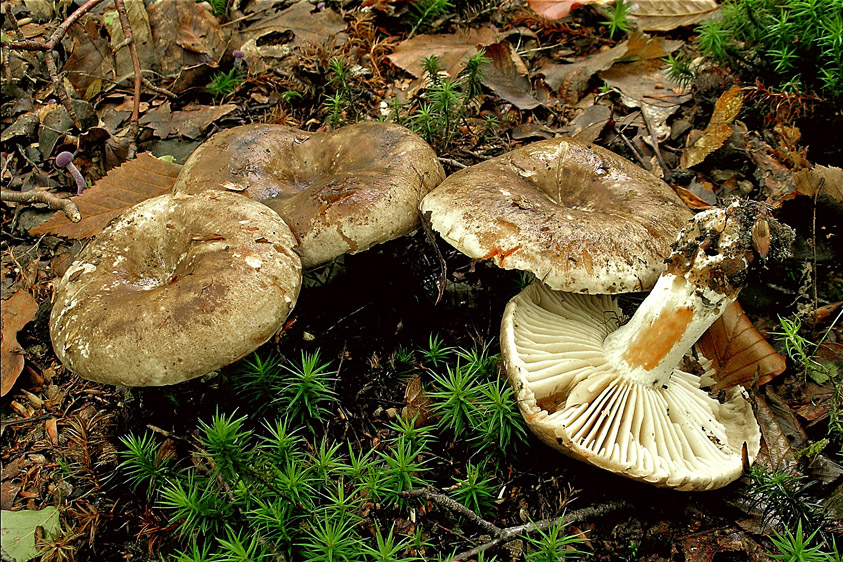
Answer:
[{"xmin": 603, "ymin": 203, "xmax": 753, "ymax": 388}]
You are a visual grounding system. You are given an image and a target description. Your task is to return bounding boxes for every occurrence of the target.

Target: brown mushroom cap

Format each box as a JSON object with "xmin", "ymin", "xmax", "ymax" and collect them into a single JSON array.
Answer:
[
  {"xmin": 49, "ymin": 191, "xmax": 302, "ymax": 386},
  {"xmin": 173, "ymin": 122, "xmax": 446, "ymax": 269},
  {"xmin": 420, "ymin": 138, "xmax": 692, "ymax": 294}
]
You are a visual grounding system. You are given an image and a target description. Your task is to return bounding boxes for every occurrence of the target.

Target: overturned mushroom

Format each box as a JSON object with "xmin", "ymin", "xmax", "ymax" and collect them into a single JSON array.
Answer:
[
  {"xmin": 50, "ymin": 191, "xmax": 302, "ymax": 386},
  {"xmin": 501, "ymin": 202, "xmax": 772, "ymax": 490},
  {"xmin": 173, "ymin": 122, "xmax": 445, "ymax": 268},
  {"xmin": 420, "ymin": 137, "xmax": 692, "ymax": 294}
]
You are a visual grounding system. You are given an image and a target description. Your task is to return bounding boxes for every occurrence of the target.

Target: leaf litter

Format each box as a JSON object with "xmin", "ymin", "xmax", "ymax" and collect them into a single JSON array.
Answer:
[{"xmin": 1, "ymin": 0, "xmax": 842, "ymax": 559}]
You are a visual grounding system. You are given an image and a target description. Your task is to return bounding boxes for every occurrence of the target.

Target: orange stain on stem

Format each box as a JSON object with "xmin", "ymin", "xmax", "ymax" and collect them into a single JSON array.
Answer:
[{"xmin": 622, "ymin": 306, "xmax": 695, "ymax": 371}]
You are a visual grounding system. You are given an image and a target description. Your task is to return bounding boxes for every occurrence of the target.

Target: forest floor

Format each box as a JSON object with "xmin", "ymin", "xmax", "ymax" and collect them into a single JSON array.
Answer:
[{"xmin": 1, "ymin": 0, "xmax": 842, "ymax": 561}]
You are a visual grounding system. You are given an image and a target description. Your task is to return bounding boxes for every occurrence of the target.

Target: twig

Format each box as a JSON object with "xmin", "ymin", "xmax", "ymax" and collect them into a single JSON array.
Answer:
[
  {"xmin": 1, "ymin": 189, "xmax": 81, "ymax": 222},
  {"xmin": 399, "ymin": 488, "xmax": 503, "ymax": 536},
  {"xmin": 613, "ymin": 124, "xmax": 651, "ymax": 172},
  {"xmin": 2, "ymin": 0, "xmax": 111, "ymax": 129},
  {"xmin": 451, "ymin": 501, "xmax": 634, "ymax": 561},
  {"xmin": 400, "ymin": 488, "xmax": 633, "ymax": 562},
  {"xmin": 811, "ymin": 177, "xmax": 825, "ymax": 335},
  {"xmin": 113, "ymin": 0, "xmax": 141, "ymax": 158},
  {"xmin": 439, "ymin": 157, "xmax": 468, "ymax": 169},
  {"xmin": 4, "ymin": 3, "xmax": 25, "ymax": 41},
  {"xmin": 142, "ymin": 76, "xmax": 176, "ymax": 99},
  {"xmin": 639, "ymin": 109, "xmax": 672, "ymax": 183}
]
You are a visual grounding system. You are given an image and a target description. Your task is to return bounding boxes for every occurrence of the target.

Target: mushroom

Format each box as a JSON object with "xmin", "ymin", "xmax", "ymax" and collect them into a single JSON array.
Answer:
[
  {"xmin": 55, "ymin": 151, "xmax": 87, "ymax": 194},
  {"xmin": 501, "ymin": 202, "xmax": 769, "ymax": 490},
  {"xmin": 419, "ymin": 137, "xmax": 693, "ymax": 294},
  {"xmin": 420, "ymin": 138, "xmax": 765, "ymax": 489},
  {"xmin": 172, "ymin": 122, "xmax": 446, "ymax": 268},
  {"xmin": 49, "ymin": 191, "xmax": 302, "ymax": 386}
]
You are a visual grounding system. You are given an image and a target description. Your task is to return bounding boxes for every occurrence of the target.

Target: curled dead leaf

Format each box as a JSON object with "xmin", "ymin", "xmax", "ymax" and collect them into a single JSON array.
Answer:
[
  {"xmin": 681, "ymin": 86, "xmax": 744, "ymax": 169},
  {"xmin": 1, "ymin": 290, "xmax": 39, "ymax": 396},
  {"xmin": 696, "ymin": 300, "xmax": 786, "ymax": 391}
]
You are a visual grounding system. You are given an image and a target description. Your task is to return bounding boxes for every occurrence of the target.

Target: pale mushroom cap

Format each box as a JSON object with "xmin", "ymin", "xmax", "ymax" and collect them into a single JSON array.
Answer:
[
  {"xmin": 420, "ymin": 138, "xmax": 692, "ymax": 294},
  {"xmin": 173, "ymin": 122, "xmax": 446, "ymax": 269},
  {"xmin": 501, "ymin": 282, "xmax": 761, "ymax": 491},
  {"xmin": 50, "ymin": 191, "xmax": 302, "ymax": 386}
]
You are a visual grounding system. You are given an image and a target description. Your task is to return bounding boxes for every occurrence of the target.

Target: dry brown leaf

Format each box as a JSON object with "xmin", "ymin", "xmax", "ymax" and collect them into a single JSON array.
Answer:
[
  {"xmin": 139, "ymin": 102, "xmax": 237, "ymax": 139},
  {"xmin": 239, "ymin": 2, "xmax": 347, "ymax": 74},
  {"xmin": 673, "ymin": 185, "xmax": 715, "ymax": 210},
  {"xmin": 696, "ymin": 300, "xmax": 786, "ymax": 391},
  {"xmin": 63, "ymin": 17, "xmax": 113, "ymax": 99},
  {"xmin": 527, "ymin": 0, "xmax": 608, "ymax": 19},
  {"xmin": 401, "ymin": 374, "xmax": 432, "ymax": 428},
  {"xmin": 1, "ymin": 290, "xmax": 38, "ymax": 397},
  {"xmin": 681, "ymin": 85, "xmax": 744, "ymax": 168},
  {"xmin": 753, "ymin": 391, "xmax": 798, "ymax": 471},
  {"xmin": 481, "ymin": 42, "xmax": 542, "ymax": 111},
  {"xmin": 29, "ymin": 153, "xmax": 182, "ymax": 239},
  {"xmin": 105, "ymin": 0, "xmax": 155, "ymax": 81},
  {"xmin": 45, "ymin": 418, "xmax": 59, "ymax": 446},
  {"xmin": 147, "ymin": 0, "xmax": 229, "ymax": 76},
  {"xmin": 793, "ymin": 164, "xmax": 843, "ymax": 202},
  {"xmin": 630, "ymin": 0, "xmax": 719, "ymax": 31},
  {"xmin": 388, "ymin": 27, "xmax": 501, "ymax": 79}
]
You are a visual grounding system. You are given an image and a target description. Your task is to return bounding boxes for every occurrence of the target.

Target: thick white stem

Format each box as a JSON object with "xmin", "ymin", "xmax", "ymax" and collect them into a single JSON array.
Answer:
[
  {"xmin": 603, "ymin": 272, "xmax": 736, "ymax": 388},
  {"xmin": 602, "ymin": 203, "xmax": 752, "ymax": 389}
]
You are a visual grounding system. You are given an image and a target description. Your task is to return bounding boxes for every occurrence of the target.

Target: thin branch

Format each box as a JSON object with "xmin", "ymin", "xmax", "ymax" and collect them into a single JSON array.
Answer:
[
  {"xmin": 452, "ymin": 501, "xmax": 634, "ymax": 561},
  {"xmin": 1, "ymin": 0, "xmax": 108, "ymax": 52},
  {"xmin": 1, "ymin": 189, "xmax": 81, "ymax": 222},
  {"xmin": 399, "ymin": 488, "xmax": 503, "ymax": 536},
  {"xmin": 639, "ymin": 109, "xmax": 671, "ymax": 183},
  {"xmin": 113, "ymin": 0, "xmax": 141, "ymax": 158},
  {"xmin": 43, "ymin": 49, "xmax": 81, "ymax": 128},
  {"xmin": 142, "ymin": 76, "xmax": 176, "ymax": 99}
]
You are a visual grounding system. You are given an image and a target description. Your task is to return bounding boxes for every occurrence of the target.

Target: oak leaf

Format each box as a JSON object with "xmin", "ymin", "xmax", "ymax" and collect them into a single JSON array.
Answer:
[
  {"xmin": 29, "ymin": 153, "xmax": 182, "ymax": 239},
  {"xmin": 696, "ymin": 300, "xmax": 786, "ymax": 391},
  {"xmin": 1, "ymin": 290, "xmax": 39, "ymax": 397}
]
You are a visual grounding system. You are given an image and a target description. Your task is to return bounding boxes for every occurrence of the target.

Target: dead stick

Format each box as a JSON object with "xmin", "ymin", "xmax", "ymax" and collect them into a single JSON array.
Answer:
[
  {"xmin": 1, "ymin": 0, "xmax": 108, "ymax": 51},
  {"xmin": 113, "ymin": 0, "xmax": 141, "ymax": 158},
  {"xmin": 43, "ymin": 49, "xmax": 81, "ymax": 129},
  {"xmin": 452, "ymin": 501, "xmax": 633, "ymax": 561},
  {"xmin": 142, "ymin": 76, "xmax": 176, "ymax": 99},
  {"xmin": 399, "ymin": 488, "xmax": 503, "ymax": 536},
  {"xmin": 639, "ymin": 109, "xmax": 672, "ymax": 183},
  {"xmin": 1, "ymin": 189, "xmax": 81, "ymax": 222},
  {"xmin": 4, "ymin": 3, "xmax": 25, "ymax": 41}
]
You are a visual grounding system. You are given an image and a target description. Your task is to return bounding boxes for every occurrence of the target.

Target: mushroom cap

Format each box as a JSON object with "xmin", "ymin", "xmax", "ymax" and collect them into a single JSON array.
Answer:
[
  {"xmin": 420, "ymin": 138, "xmax": 692, "ymax": 294},
  {"xmin": 173, "ymin": 122, "xmax": 446, "ymax": 269},
  {"xmin": 50, "ymin": 191, "xmax": 302, "ymax": 386},
  {"xmin": 55, "ymin": 151, "xmax": 74, "ymax": 168},
  {"xmin": 500, "ymin": 282, "xmax": 761, "ymax": 491}
]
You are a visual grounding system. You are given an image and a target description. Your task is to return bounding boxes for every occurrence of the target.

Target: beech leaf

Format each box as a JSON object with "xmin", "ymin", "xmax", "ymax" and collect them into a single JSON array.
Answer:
[
  {"xmin": 681, "ymin": 85, "xmax": 744, "ymax": 168},
  {"xmin": 696, "ymin": 300, "xmax": 786, "ymax": 391},
  {"xmin": 0, "ymin": 506, "xmax": 61, "ymax": 562},
  {"xmin": 0, "ymin": 290, "xmax": 38, "ymax": 397},
  {"xmin": 29, "ymin": 154, "xmax": 182, "ymax": 239},
  {"xmin": 630, "ymin": 0, "xmax": 720, "ymax": 31},
  {"xmin": 481, "ymin": 42, "xmax": 542, "ymax": 110}
]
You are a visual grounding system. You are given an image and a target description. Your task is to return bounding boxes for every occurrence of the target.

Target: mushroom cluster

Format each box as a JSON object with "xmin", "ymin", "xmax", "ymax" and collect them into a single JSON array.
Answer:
[
  {"xmin": 50, "ymin": 123, "xmax": 444, "ymax": 386},
  {"xmin": 421, "ymin": 138, "xmax": 768, "ymax": 490}
]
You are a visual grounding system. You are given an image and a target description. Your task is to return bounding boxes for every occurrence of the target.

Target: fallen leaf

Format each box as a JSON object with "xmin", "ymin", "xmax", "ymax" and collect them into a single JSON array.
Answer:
[
  {"xmin": 29, "ymin": 153, "xmax": 182, "ymax": 239},
  {"xmin": 401, "ymin": 374, "xmax": 432, "ymax": 428},
  {"xmin": 481, "ymin": 42, "xmax": 542, "ymax": 110},
  {"xmin": 681, "ymin": 85, "xmax": 744, "ymax": 168},
  {"xmin": 0, "ymin": 506, "xmax": 61, "ymax": 562},
  {"xmin": 147, "ymin": 0, "xmax": 229, "ymax": 76},
  {"xmin": 630, "ymin": 0, "xmax": 720, "ymax": 31},
  {"xmin": 696, "ymin": 300, "xmax": 786, "ymax": 391},
  {"xmin": 63, "ymin": 17, "xmax": 113, "ymax": 99},
  {"xmin": 753, "ymin": 390, "xmax": 798, "ymax": 471},
  {"xmin": 239, "ymin": 2, "xmax": 347, "ymax": 74},
  {"xmin": 388, "ymin": 27, "xmax": 502, "ymax": 80},
  {"xmin": 1, "ymin": 290, "xmax": 38, "ymax": 397},
  {"xmin": 139, "ymin": 101, "xmax": 237, "ymax": 139},
  {"xmin": 104, "ymin": 0, "xmax": 156, "ymax": 82},
  {"xmin": 538, "ymin": 44, "xmax": 626, "ymax": 104},
  {"xmin": 527, "ymin": 0, "xmax": 608, "ymax": 19},
  {"xmin": 793, "ymin": 164, "xmax": 843, "ymax": 202},
  {"xmin": 45, "ymin": 418, "xmax": 59, "ymax": 446},
  {"xmin": 673, "ymin": 185, "xmax": 715, "ymax": 210}
]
